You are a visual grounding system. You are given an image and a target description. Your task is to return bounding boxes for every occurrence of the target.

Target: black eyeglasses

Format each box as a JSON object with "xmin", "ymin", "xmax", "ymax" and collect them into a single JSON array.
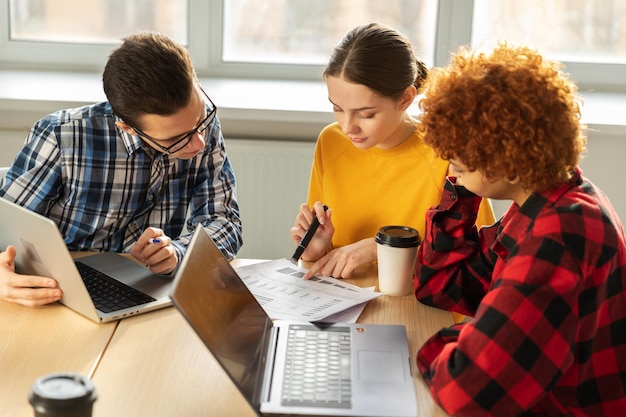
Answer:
[{"xmin": 132, "ymin": 86, "xmax": 217, "ymax": 155}]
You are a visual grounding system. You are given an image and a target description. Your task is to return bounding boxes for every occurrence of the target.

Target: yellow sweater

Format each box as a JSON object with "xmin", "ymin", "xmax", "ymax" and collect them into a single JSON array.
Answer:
[{"xmin": 307, "ymin": 123, "xmax": 495, "ymax": 248}]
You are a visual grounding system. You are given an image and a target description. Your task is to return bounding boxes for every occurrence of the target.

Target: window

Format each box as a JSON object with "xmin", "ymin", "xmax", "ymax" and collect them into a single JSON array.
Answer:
[
  {"xmin": 472, "ymin": 0, "xmax": 626, "ymax": 64},
  {"xmin": 1, "ymin": 0, "xmax": 188, "ymax": 71},
  {"xmin": 470, "ymin": 0, "xmax": 626, "ymax": 91},
  {"xmin": 1, "ymin": 0, "xmax": 625, "ymax": 91},
  {"xmin": 221, "ymin": 0, "xmax": 437, "ymax": 66},
  {"xmin": 9, "ymin": 0, "xmax": 187, "ymax": 44}
]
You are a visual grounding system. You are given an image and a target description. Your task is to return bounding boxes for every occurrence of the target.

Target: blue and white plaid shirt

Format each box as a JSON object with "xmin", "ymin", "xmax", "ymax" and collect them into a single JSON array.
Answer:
[{"xmin": 0, "ymin": 101, "xmax": 242, "ymax": 261}]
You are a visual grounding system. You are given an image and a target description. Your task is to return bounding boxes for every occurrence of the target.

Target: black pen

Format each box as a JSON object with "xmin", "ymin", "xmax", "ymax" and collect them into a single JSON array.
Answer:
[{"xmin": 290, "ymin": 205, "xmax": 328, "ymax": 264}]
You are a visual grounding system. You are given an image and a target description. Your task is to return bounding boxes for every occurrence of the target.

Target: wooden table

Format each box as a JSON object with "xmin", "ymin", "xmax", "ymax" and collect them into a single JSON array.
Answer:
[
  {"xmin": 0, "ymin": 301, "xmax": 117, "ymax": 417},
  {"xmin": 91, "ymin": 259, "xmax": 453, "ymax": 417}
]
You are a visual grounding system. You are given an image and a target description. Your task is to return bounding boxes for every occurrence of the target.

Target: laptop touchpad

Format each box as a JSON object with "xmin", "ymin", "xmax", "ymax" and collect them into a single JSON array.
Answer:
[{"xmin": 357, "ymin": 350, "xmax": 406, "ymax": 382}]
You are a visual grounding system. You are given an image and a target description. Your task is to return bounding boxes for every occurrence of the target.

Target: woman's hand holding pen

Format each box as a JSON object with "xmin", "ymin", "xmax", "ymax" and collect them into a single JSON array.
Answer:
[
  {"xmin": 290, "ymin": 202, "xmax": 377, "ymax": 279},
  {"xmin": 290, "ymin": 202, "xmax": 334, "ymax": 263}
]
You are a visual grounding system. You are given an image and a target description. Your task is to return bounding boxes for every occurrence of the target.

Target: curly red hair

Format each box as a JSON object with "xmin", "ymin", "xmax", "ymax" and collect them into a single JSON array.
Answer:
[{"xmin": 418, "ymin": 42, "xmax": 587, "ymax": 192}]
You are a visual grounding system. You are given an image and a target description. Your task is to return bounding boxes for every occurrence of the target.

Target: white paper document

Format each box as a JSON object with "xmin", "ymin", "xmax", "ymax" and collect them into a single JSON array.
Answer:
[
  {"xmin": 318, "ymin": 293, "xmax": 373, "ymax": 323},
  {"xmin": 235, "ymin": 258, "xmax": 381, "ymax": 322}
]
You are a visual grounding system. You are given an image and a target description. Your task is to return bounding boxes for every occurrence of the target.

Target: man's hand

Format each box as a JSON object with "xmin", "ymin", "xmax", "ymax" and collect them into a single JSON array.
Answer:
[{"xmin": 130, "ymin": 227, "xmax": 178, "ymax": 275}]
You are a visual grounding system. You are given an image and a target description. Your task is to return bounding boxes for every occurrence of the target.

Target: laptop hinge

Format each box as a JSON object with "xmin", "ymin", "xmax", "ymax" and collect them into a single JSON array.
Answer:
[{"xmin": 258, "ymin": 323, "xmax": 280, "ymax": 404}]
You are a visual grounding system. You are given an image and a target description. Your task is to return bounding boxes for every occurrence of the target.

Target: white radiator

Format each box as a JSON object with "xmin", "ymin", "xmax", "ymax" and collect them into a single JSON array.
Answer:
[{"xmin": 226, "ymin": 138, "xmax": 316, "ymax": 260}]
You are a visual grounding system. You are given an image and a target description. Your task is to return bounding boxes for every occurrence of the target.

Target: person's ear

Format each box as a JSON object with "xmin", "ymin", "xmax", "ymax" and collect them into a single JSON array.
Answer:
[{"xmin": 399, "ymin": 85, "xmax": 418, "ymax": 111}]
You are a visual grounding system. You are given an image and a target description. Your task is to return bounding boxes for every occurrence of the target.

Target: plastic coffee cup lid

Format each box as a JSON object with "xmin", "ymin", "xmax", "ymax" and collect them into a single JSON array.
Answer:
[
  {"xmin": 29, "ymin": 372, "xmax": 97, "ymax": 413},
  {"xmin": 375, "ymin": 225, "xmax": 421, "ymax": 248}
]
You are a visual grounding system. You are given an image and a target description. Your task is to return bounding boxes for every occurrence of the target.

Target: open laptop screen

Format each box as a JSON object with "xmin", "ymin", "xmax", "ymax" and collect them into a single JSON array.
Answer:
[{"xmin": 171, "ymin": 228, "xmax": 273, "ymax": 408}]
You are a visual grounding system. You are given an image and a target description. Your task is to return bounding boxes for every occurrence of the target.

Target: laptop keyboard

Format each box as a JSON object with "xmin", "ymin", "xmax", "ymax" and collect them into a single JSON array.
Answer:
[
  {"xmin": 75, "ymin": 261, "xmax": 156, "ymax": 313},
  {"xmin": 281, "ymin": 324, "xmax": 352, "ymax": 409}
]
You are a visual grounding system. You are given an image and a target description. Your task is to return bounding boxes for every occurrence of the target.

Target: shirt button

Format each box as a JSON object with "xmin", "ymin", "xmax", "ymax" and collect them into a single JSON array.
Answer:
[
  {"xmin": 148, "ymin": 194, "xmax": 154, "ymax": 201},
  {"xmin": 450, "ymin": 194, "xmax": 457, "ymax": 200}
]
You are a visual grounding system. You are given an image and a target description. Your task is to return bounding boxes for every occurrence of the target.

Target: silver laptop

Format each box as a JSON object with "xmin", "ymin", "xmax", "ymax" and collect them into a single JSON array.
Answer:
[
  {"xmin": 171, "ymin": 227, "xmax": 418, "ymax": 417},
  {"xmin": 0, "ymin": 197, "xmax": 173, "ymax": 323}
]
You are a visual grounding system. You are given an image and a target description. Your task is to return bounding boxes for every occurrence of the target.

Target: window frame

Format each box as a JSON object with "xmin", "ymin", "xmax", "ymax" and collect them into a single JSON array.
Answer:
[
  {"xmin": 0, "ymin": 0, "xmax": 624, "ymax": 92},
  {"xmin": 436, "ymin": 0, "xmax": 626, "ymax": 93}
]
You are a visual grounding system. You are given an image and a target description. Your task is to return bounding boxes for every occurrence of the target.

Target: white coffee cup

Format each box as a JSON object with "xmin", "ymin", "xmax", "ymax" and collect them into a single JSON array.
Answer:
[{"xmin": 375, "ymin": 225, "xmax": 421, "ymax": 296}]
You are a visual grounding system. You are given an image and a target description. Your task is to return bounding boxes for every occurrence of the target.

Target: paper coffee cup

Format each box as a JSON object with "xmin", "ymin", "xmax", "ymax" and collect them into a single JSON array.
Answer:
[
  {"xmin": 29, "ymin": 372, "xmax": 97, "ymax": 417},
  {"xmin": 375, "ymin": 226, "xmax": 421, "ymax": 296}
]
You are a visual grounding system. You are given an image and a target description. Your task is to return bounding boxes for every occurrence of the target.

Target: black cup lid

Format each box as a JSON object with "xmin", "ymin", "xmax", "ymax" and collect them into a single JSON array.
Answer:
[
  {"xmin": 375, "ymin": 225, "xmax": 421, "ymax": 248},
  {"xmin": 29, "ymin": 373, "xmax": 97, "ymax": 412}
]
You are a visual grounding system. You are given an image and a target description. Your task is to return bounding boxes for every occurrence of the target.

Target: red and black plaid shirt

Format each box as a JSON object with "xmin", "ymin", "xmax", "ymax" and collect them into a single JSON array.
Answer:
[{"xmin": 415, "ymin": 168, "xmax": 626, "ymax": 416}]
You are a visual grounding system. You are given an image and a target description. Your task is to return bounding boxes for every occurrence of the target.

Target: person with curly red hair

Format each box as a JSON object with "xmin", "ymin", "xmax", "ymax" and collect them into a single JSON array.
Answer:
[{"xmin": 415, "ymin": 42, "xmax": 626, "ymax": 416}]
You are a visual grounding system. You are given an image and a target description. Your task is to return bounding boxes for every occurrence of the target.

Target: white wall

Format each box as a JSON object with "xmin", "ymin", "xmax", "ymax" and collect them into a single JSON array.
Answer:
[
  {"xmin": 0, "ymin": 130, "xmax": 26, "ymax": 167},
  {"xmin": 225, "ymin": 139, "xmax": 314, "ymax": 259},
  {"xmin": 577, "ymin": 127, "xmax": 625, "ymax": 218}
]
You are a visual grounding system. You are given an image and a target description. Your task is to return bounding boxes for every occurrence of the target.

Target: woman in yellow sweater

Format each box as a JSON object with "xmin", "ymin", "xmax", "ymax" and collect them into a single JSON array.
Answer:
[{"xmin": 290, "ymin": 23, "xmax": 494, "ymax": 280}]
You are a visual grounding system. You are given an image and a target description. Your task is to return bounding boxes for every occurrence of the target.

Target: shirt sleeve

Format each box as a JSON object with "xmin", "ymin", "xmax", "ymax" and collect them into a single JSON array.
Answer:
[
  {"xmin": 416, "ymin": 240, "xmax": 580, "ymax": 416},
  {"xmin": 415, "ymin": 177, "xmax": 499, "ymax": 316},
  {"xmin": 174, "ymin": 120, "xmax": 243, "ymax": 261},
  {"xmin": 0, "ymin": 117, "xmax": 63, "ymax": 212},
  {"xmin": 306, "ymin": 132, "xmax": 325, "ymax": 208}
]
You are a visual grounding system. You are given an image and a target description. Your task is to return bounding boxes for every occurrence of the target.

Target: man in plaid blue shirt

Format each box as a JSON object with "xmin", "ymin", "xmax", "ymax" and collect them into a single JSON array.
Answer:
[
  {"xmin": 0, "ymin": 33, "xmax": 242, "ymax": 307},
  {"xmin": 415, "ymin": 43, "xmax": 626, "ymax": 415}
]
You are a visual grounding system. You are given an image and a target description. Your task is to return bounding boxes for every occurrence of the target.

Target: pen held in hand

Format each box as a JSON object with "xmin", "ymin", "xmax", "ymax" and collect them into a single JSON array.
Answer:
[{"xmin": 290, "ymin": 205, "xmax": 328, "ymax": 264}]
